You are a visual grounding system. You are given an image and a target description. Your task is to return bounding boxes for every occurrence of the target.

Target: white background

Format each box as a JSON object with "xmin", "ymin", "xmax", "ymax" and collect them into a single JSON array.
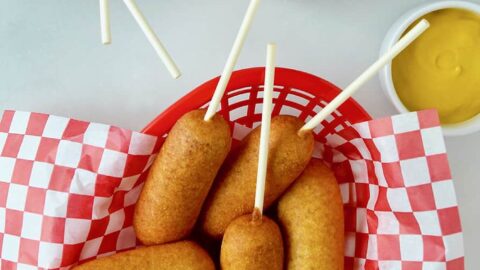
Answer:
[{"xmin": 1, "ymin": 0, "xmax": 478, "ymax": 268}]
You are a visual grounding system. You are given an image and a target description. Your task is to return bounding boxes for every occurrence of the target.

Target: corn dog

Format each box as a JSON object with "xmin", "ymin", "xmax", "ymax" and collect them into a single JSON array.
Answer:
[
  {"xmin": 220, "ymin": 214, "xmax": 284, "ymax": 270},
  {"xmin": 74, "ymin": 241, "xmax": 215, "ymax": 270},
  {"xmin": 199, "ymin": 115, "xmax": 314, "ymax": 239},
  {"xmin": 134, "ymin": 109, "xmax": 231, "ymax": 245},
  {"xmin": 277, "ymin": 159, "xmax": 344, "ymax": 270}
]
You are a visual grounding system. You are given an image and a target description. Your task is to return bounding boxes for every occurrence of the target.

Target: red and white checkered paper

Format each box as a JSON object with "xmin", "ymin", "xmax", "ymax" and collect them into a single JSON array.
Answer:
[
  {"xmin": 0, "ymin": 111, "xmax": 163, "ymax": 269},
  {"xmin": 318, "ymin": 109, "xmax": 464, "ymax": 270},
  {"xmin": 0, "ymin": 109, "xmax": 463, "ymax": 269}
]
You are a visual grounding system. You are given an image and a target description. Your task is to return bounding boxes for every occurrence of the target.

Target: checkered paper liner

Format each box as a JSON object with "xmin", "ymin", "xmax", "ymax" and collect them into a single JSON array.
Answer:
[
  {"xmin": 319, "ymin": 109, "xmax": 464, "ymax": 270},
  {"xmin": 0, "ymin": 111, "xmax": 163, "ymax": 269},
  {"xmin": 0, "ymin": 110, "xmax": 463, "ymax": 269}
]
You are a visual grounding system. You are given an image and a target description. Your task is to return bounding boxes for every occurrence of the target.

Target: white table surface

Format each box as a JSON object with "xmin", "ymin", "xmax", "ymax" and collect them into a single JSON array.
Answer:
[{"xmin": 1, "ymin": 0, "xmax": 478, "ymax": 268}]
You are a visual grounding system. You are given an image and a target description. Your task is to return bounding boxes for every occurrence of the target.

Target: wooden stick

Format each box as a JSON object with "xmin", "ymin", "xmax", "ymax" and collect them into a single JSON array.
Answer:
[
  {"xmin": 204, "ymin": 0, "xmax": 261, "ymax": 121},
  {"xmin": 100, "ymin": 0, "xmax": 111, "ymax": 44},
  {"xmin": 123, "ymin": 0, "xmax": 181, "ymax": 79},
  {"xmin": 300, "ymin": 19, "xmax": 430, "ymax": 132},
  {"xmin": 254, "ymin": 43, "xmax": 276, "ymax": 216}
]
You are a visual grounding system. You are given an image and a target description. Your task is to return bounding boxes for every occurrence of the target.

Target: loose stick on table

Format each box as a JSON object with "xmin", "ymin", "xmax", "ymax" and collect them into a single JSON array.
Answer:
[
  {"xmin": 204, "ymin": 0, "xmax": 261, "ymax": 121},
  {"xmin": 253, "ymin": 43, "xmax": 276, "ymax": 218},
  {"xmin": 300, "ymin": 19, "xmax": 430, "ymax": 132},
  {"xmin": 123, "ymin": 0, "xmax": 181, "ymax": 79},
  {"xmin": 100, "ymin": 0, "xmax": 111, "ymax": 44}
]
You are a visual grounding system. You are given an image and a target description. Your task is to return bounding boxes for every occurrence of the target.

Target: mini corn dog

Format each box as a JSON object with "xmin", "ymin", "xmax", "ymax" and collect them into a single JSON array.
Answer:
[
  {"xmin": 277, "ymin": 160, "xmax": 344, "ymax": 270},
  {"xmin": 221, "ymin": 214, "xmax": 284, "ymax": 270},
  {"xmin": 74, "ymin": 241, "xmax": 215, "ymax": 270},
  {"xmin": 199, "ymin": 115, "xmax": 314, "ymax": 239},
  {"xmin": 134, "ymin": 109, "xmax": 231, "ymax": 245}
]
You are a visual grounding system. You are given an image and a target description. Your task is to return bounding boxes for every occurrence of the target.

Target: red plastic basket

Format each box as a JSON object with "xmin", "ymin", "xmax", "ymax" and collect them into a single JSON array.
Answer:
[{"xmin": 142, "ymin": 67, "xmax": 371, "ymax": 139}]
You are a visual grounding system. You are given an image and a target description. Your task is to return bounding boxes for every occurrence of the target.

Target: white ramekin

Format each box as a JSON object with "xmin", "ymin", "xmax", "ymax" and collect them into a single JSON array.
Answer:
[{"xmin": 379, "ymin": 1, "xmax": 480, "ymax": 136}]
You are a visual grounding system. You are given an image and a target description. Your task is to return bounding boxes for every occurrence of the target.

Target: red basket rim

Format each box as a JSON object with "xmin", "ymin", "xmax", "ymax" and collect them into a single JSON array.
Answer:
[{"xmin": 142, "ymin": 67, "xmax": 372, "ymax": 136}]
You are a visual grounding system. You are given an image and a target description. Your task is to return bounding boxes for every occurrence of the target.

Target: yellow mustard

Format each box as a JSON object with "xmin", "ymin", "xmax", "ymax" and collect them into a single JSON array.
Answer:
[{"xmin": 392, "ymin": 8, "xmax": 480, "ymax": 124}]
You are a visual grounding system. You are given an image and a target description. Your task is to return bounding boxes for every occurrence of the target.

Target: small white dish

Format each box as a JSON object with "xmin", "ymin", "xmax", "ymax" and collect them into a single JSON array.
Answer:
[{"xmin": 379, "ymin": 1, "xmax": 480, "ymax": 136}]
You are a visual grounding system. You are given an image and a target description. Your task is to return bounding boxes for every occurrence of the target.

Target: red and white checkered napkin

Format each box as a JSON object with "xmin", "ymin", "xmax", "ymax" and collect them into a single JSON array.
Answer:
[
  {"xmin": 0, "ymin": 111, "xmax": 162, "ymax": 269},
  {"xmin": 0, "ymin": 109, "xmax": 464, "ymax": 270},
  {"xmin": 317, "ymin": 109, "xmax": 464, "ymax": 270}
]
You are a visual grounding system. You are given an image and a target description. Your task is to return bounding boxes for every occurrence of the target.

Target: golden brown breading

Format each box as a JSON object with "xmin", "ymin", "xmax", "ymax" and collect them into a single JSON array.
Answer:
[
  {"xmin": 134, "ymin": 109, "xmax": 231, "ymax": 245},
  {"xmin": 277, "ymin": 160, "xmax": 344, "ymax": 270},
  {"xmin": 199, "ymin": 115, "xmax": 314, "ymax": 239},
  {"xmin": 73, "ymin": 241, "xmax": 215, "ymax": 270},
  {"xmin": 220, "ymin": 214, "xmax": 283, "ymax": 270}
]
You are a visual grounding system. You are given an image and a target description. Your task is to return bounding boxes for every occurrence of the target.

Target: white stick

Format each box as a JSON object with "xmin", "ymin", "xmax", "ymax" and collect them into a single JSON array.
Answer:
[
  {"xmin": 254, "ymin": 43, "xmax": 276, "ymax": 216},
  {"xmin": 300, "ymin": 19, "xmax": 430, "ymax": 132},
  {"xmin": 100, "ymin": 0, "xmax": 111, "ymax": 44},
  {"xmin": 204, "ymin": 0, "xmax": 261, "ymax": 121},
  {"xmin": 123, "ymin": 0, "xmax": 181, "ymax": 79}
]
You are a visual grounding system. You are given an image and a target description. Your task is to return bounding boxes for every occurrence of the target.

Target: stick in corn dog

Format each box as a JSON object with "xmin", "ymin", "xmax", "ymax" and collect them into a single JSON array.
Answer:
[
  {"xmin": 220, "ymin": 44, "xmax": 284, "ymax": 270},
  {"xmin": 199, "ymin": 19, "xmax": 429, "ymax": 240},
  {"xmin": 277, "ymin": 19, "xmax": 429, "ymax": 270},
  {"xmin": 134, "ymin": 0, "xmax": 262, "ymax": 246}
]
